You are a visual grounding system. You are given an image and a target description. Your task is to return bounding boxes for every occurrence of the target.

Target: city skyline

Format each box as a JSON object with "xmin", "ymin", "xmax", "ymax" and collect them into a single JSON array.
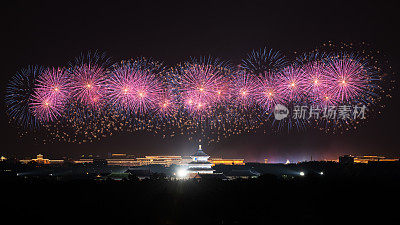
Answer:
[{"xmin": 4, "ymin": 149, "xmax": 399, "ymax": 165}]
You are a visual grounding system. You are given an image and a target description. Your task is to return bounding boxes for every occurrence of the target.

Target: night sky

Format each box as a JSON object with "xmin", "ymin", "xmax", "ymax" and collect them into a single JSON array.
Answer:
[{"xmin": 1, "ymin": 0, "xmax": 399, "ymax": 162}]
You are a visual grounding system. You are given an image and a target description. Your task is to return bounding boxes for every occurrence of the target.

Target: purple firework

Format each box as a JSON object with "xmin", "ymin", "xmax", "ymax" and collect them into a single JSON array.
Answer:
[
  {"xmin": 276, "ymin": 66, "xmax": 307, "ymax": 102},
  {"xmin": 175, "ymin": 59, "xmax": 230, "ymax": 114},
  {"xmin": 129, "ymin": 70, "xmax": 162, "ymax": 114},
  {"xmin": 107, "ymin": 63, "xmax": 136, "ymax": 111},
  {"xmin": 255, "ymin": 72, "xmax": 284, "ymax": 112},
  {"xmin": 231, "ymin": 70, "xmax": 259, "ymax": 108},
  {"xmin": 108, "ymin": 61, "xmax": 162, "ymax": 114},
  {"xmin": 30, "ymin": 67, "xmax": 70, "ymax": 122},
  {"xmin": 301, "ymin": 60, "xmax": 332, "ymax": 105},
  {"xmin": 154, "ymin": 88, "xmax": 178, "ymax": 117},
  {"xmin": 324, "ymin": 55, "xmax": 374, "ymax": 104},
  {"xmin": 5, "ymin": 66, "xmax": 43, "ymax": 129},
  {"xmin": 69, "ymin": 63, "xmax": 107, "ymax": 107},
  {"xmin": 240, "ymin": 48, "xmax": 288, "ymax": 76}
]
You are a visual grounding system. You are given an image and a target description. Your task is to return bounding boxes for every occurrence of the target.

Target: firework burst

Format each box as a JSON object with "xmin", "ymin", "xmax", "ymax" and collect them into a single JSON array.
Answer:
[
  {"xmin": 69, "ymin": 51, "xmax": 110, "ymax": 108},
  {"xmin": 5, "ymin": 66, "xmax": 43, "ymax": 129},
  {"xmin": 130, "ymin": 70, "xmax": 163, "ymax": 114},
  {"xmin": 240, "ymin": 48, "xmax": 288, "ymax": 76},
  {"xmin": 276, "ymin": 66, "xmax": 307, "ymax": 102},
  {"xmin": 107, "ymin": 62, "xmax": 137, "ymax": 112},
  {"xmin": 30, "ymin": 67, "xmax": 70, "ymax": 122},
  {"xmin": 108, "ymin": 58, "xmax": 165, "ymax": 114},
  {"xmin": 153, "ymin": 88, "xmax": 178, "ymax": 118},
  {"xmin": 295, "ymin": 53, "xmax": 335, "ymax": 106},
  {"xmin": 173, "ymin": 58, "xmax": 231, "ymax": 114},
  {"xmin": 324, "ymin": 54, "xmax": 377, "ymax": 105},
  {"xmin": 254, "ymin": 72, "xmax": 284, "ymax": 112},
  {"xmin": 231, "ymin": 70, "xmax": 259, "ymax": 108}
]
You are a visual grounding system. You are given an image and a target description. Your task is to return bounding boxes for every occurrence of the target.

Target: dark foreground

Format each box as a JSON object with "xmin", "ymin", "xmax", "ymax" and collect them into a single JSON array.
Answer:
[{"xmin": 2, "ymin": 168, "xmax": 400, "ymax": 225}]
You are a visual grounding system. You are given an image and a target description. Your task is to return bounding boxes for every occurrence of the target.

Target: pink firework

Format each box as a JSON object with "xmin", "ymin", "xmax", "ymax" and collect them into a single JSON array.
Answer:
[
  {"xmin": 154, "ymin": 88, "xmax": 178, "ymax": 117},
  {"xmin": 276, "ymin": 66, "xmax": 307, "ymax": 102},
  {"xmin": 176, "ymin": 60, "xmax": 230, "ymax": 113},
  {"xmin": 255, "ymin": 72, "xmax": 284, "ymax": 112},
  {"xmin": 107, "ymin": 63, "xmax": 136, "ymax": 111},
  {"xmin": 317, "ymin": 89, "xmax": 339, "ymax": 107},
  {"xmin": 130, "ymin": 71, "xmax": 162, "ymax": 114},
  {"xmin": 69, "ymin": 63, "xmax": 107, "ymax": 107},
  {"xmin": 324, "ymin": 55, "xmax": 372, "ymax": 104},
  {"xmin": 30, "ymin": 67, "xmax": 70, "ymax": 122},
  {"xmin": 301, "ymin": 60, "xmax": 332, "ymax": 105},
  {"xmin": 231, "ymin": 70, "xmax": 259, "ymax": 108},
  {"xmin": 108, "ymin": 62, "xmax": 162, "ymax": 114}
]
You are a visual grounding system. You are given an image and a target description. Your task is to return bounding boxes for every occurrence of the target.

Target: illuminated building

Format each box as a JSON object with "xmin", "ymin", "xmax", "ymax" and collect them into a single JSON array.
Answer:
[
  {"xmin": 74, "ymin": 155, "xmax": 182, "ymax": 167},
  {"xmin": 73, "ymin": 158, "xmax": 93, "ymax": 164},
  {"xmin": 20, "ymin": 154, "xmax": 64, "ymax": 164},
  {"xmin": 339, "ymin": 155, "xmax": 399, "ymax": 164},
  {"xmin": 353, "ymin": 155, "xmax": 399, "ymax": 163},
  {"xmin": 181, "ymin": 156, "xmax": 193, "ymax": 165},
  {"xmin": 264, "ymin": 158, "xmax": 268, "ymax": 164},
  {"xmin": 0, "ymin": 156, "xmax": 7, "ymax": 161},
  {"xmin": 106, "ymin": 153, "xmax": 139, "ymax": 166},
  {"xmin": 135, "ymin": 156, "xmax": 182, "ymax": 167},
  {"xmin": 187, "ymin": 145, "xmax": 214, "ymax": 177},
  {"xmin": 209, "ymin": 158, "xmax": 245, "ymax": 166},
  {"xmin": 73, "ymin": 154, "xmax": 96, "ymax": 164},
  {"xmin": 106, "ymin": 158, "xmax": 140, "ymax": 166},
  {"xmin": 74, "ymin": 152, "xmax": 253, "ymax": 168},
  {"xmin": 110, "ymin": 153, "xmax": 129, "ymax": 158}
]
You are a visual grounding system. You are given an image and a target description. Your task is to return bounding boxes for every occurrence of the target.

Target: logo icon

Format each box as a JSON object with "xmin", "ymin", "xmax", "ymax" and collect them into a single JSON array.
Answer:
[{"xmin": 274, "ymin": 104, "xmax": 289, "ymax": 120}]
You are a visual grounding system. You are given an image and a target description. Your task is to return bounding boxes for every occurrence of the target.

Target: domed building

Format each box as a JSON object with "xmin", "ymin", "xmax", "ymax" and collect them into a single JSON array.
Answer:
[{"xmin": 187, "ymin": 145, "xmax": 214, "ymax": 177}]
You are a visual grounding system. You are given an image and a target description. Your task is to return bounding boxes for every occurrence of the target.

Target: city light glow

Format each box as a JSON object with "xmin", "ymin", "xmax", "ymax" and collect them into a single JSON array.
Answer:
[{"xmin": 177, "ymin": 168, "xmax": 188, "ymax": 178}]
